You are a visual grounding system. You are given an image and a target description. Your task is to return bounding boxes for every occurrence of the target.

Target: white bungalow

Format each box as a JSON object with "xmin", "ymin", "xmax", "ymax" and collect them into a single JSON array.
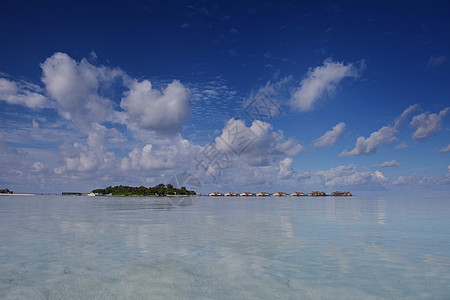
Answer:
[
  {"xmin": 208, "ymin": 192, "xmax": 224, "ymax": 196},
  {"xmin": 224, "ymin": 192, "xmax": 239, "ymax": 196},
  {"xmin": 290, "ymin": 192, "xmax": 305, "ymax": 196},
  {"xmin": 307, "ymin": 191, "xmax": 326, "ymax": 197},
  {"xmin": 273, "ymin": 192, "xmax": 287, "ymax": 196},
  {"xmin": 240, "ymin": 192, "xmax": 255, "ymax": 197}
]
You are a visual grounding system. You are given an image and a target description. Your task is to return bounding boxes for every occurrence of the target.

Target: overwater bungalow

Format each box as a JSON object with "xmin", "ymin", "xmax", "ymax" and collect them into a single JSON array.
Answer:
[
  {"xmin": 208, "ymin": 192, "xmax": 224, "ymax": 196},
  {"xmin": 273, "ymin": 192, "xmax": 287, "ymax": 196},
  {"xmin": 308, "ymin": 191, "xmax": 326, "ymax": 197},
  {"xmin": 224, "ymin": 192, "xmax": 239, "ymax": 196},
  {"xmin": 256, "ymin": 192, "xmax": 270, "ymax": 196},
  {"xmin": 330, "ymin": 191, "xmax": 352, "ymax": 196},
  {"xmin": 290, "ymin": 192, "xmax": 305, "ymax": 196},
  {"xmin": 240, "ymin": 192, "xmax": 256, "ymax": 197},
  {"xmin": 0, "ymin": 188, "xmax": 13, "ymax": 194}
]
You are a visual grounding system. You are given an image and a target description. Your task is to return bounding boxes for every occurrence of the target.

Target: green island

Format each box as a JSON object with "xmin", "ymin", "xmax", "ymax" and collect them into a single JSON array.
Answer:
[{"xmin": 91, "ymin": 184, "xmax": 196, "ymax": 196}]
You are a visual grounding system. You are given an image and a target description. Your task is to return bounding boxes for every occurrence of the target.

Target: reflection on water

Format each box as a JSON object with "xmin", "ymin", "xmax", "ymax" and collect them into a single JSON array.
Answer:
[
  {"xmin": 92, "ymin": 196, "xmax": 200, "ymax": 211},
  {"xmin": 0, "ymin": 195, "xmax": 449, "ymax": 299}
]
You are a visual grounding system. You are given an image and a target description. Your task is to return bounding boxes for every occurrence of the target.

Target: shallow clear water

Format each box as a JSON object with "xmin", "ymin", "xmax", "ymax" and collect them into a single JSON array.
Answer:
[{"xmin": 0, "ymin": 195, "xmax": 449, "ymax": 299}]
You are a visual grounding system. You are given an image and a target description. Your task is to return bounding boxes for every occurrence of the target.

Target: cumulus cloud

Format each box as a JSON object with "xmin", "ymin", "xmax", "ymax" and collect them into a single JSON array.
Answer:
[
  {"xmin": 372, "ymin": 160, "xmax": 400, "ymax": 168},
  {"xmin": 339, "ymin": 125, "xmax": 397, "ymax": 157},
  {"xmin": 41, "ymin": 52, "xmax": 97, "ymax": 113},
  {"xmin": 410, "ymin": 107, "xmax": 449, "ymax": 140},
  {"xmin": 31, "ymin": 161, "xmax": 47, "ymax": 173},
  {"xmin": 316, "ymin": 165, "xmax": 387, "ymax": 187},
  {"xmin": 54, "ymin": 123, "xmax": 115, "ymax": 175},
  {"xmin": 41, "ymin": 52, "xmax": 123, "ymax": 125},
  {"xmin": 116, "ymin": 118, "xmax": 305, "ymax": 189},
  {"xmin": 153, "ymin": 118, "xmax": 305, "ymax": 188},
  {"xmin": 32, "ymin": 118, "xmax": 40, "ymax": 128},
  {"xmin": 54, "ymin": 142, "xmax": 114, "ymax": 174},
  {"xmin": 215, "ymin": 119, "xmax": 303, "ymax": 166},
  {"xmin": 395, "ymin": 141, "xmax": 408, "ymax": 150},
  {"xmin": 395, "ymin": 104, "xmax": 419, "ymax": 127},
  {"xmin": 278, "ymin": 158, "xmax": 295, "ymax": 179},
  {"xmin": 40, "ymin": 52, "xmax": 191, "ymax": 136},
  {"xmin": 313, "ymin": 122, "xmax": 345, "ymax": 148},
  {"xmin": 290, "ymin": 59, "xmax": 363, "ymax": 112},
  {"xmin": 120, "ymin": 79, "xmax": 191, "ymax": 134},
  {"xmin": 0, "ymin": 77, "xmax": 49, "ymax": 109},
  {"xmin": 427, "ymin": 55, "xmax": 447, "ymax": 69},
  {"xmin": 393, "ymin": 172, "xmax": 450, "ymax": 186},
  {"xmin": 0, "ymin": 132, "xmax": 19, "ymax": 155},
  {"xmin": 439, "ymin": 144, "xmax": 450, "ymax": 153},
  {"xmin": 120, "ymin": 136, "xmax": 200, "ymax": 171},
  {"xmin": 392, "ymin": 174, "xmax": 417, "ymax": 185},
  {"xmin": 38, "ymin": 52, "xmax": 195, "ymax": 181},
  {"xmin": 3, "ymin": 51, "xmax": 374, "ymax": 192},
  {"xmin": 277, "ymin": 158, "xmax": 310, "ymax": 180},
  {"xmin": 340, "ymin": 105, "xmax": 418, "ymax": 157}
]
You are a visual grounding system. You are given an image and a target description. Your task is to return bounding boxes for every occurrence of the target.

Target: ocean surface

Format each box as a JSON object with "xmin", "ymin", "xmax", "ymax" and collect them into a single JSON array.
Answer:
[{"xmin": 0, "ymin": 195, "xmax": 449, "ymax": 299}]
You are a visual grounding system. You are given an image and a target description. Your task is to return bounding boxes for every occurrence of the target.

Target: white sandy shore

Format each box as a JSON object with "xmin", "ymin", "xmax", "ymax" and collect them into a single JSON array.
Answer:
[{"xmin": 0, "ymin": 193, "xmax": 35, "ymax": 196}]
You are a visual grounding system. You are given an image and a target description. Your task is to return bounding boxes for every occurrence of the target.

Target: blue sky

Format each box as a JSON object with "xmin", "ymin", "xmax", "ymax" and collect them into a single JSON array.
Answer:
[{"xmin": 0, "ymin": 0, "xmax": 449, "ymax": 194}]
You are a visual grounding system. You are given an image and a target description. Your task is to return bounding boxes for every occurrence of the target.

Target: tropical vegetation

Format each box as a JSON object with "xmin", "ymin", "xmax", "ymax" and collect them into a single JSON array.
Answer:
[{"xmin": 91, "ymin": 184, "xmax": 196, "ymax": 196}]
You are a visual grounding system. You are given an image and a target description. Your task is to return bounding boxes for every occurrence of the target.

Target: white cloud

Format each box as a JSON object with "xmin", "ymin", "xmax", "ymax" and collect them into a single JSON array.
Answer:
[
  {"xmin": 54, "ymin": 142, "xmax": 113, "ymax": 174},
  {"xmin": 290, "ymin": 59, "xmax": 363, "ymax": 112},
  {"xmin": 20, "ymin": 52, "xmax": 196, "ymax": 189},
  {"xmin": 392, "ymin": 174, "xmax": 416, "ymax": 185},
  {"xmin": 0, "ymin": 132, "xmax": 19, "ymax": 155},
  {"xmin": 340, "ymin": 105, "xmax": 418, "ymax": 157},
  {"xmin": 372, "ymin": 160, "xmax": 400, "ymax": 168},
  {"xmin": 277, "ymin": 158, "xmax": 310, "ymax": 181},
  {"xmin": 215, "ymin": 119, "xmax": 303, "ymax": 166},
  {"xmin": 41, "ymin": 52, "xmax": 123, "ymax": 125},
  {"xmin": 410, "ymin": 107, "xmax": 449, "ymax": 140},
  {"xmin": 339, "ymin": 125, "xmax": 397, "ymax": 157},
  {"xmin": 32, "ymin": 118, "xmax": 39, "ymax": 128},
  {"xmin": 3, "ymin": 52, "xmax": 314, "ymax": 192},
  {"xmin": 120, "ymin": 79, "xmax": 191, "ymax": 134},
  {"xmin": 41, "ymin": 52, "xmax": 97, "ymax": 113},
  {"xmin": 439, "ymin": 144, "xmax": 450, "ymax": 153},
  {"xmin": 316, "ymin": 165, "xmax": 387, "ymax": 187},
  {"xmin": 427, "ymin": 55, "xmax": 447, "ymax": 69},
  {"xmin": 395, "ymin": 141, "xmax": 408, "ymax": 150},
  {"xmin": 393, "ymin": 172, "xmax": 450, "ymax": 186},
  {"xmin": 54, "ymin": 123, "xmax": 115, "ymax": 174},
  {"xmin": 12, "ymin": 52, "xmax": 449, "ymax": 193},
  {"xmin": 395, "ymin": 104, "xmax": 419, "ymax": 127},
  {"xmin": 313, "ymin": 122, "xmax": 345, "ymax": 148},
  {"xmin": 107, "ymin": 128, "xmax": 127, "ymax": 143},
  {"xmin": 374, "ymin": 170, "xmax": 386, "ymax": 180},
  {"xmin": 31, "ymin": 161, "xmax": 46, "ymax": 173},
  {"xmin": 120, "ymin": 136, "xmax": 200, "ymax": 171},
  {"xmin": 38, "ymin": 52, "xmax": 195, "ymax": 181},
  {"xmin": 0, "ymin": 77, "xmax": 49, "ymax": 109},
  {"xmin": 213, "ymin": 164, "xmax": 278, "ymax": 190},
  {"xmin": 167, "ymin": 118, "xmax": 308, "ymax": 189},
  {"xmin": 189, "ymin": 77, "xmax": 239, "ymax": 125},
  {"xmin": 278, "ymin": 157, "xmax": 295, "ymax": 179}
]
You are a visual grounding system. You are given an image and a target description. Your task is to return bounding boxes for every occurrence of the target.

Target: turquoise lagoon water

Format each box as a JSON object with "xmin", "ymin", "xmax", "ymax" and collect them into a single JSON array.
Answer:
[{"xmin": 0, "ymin": 195, "xmax": 449, "ymax": 299}]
